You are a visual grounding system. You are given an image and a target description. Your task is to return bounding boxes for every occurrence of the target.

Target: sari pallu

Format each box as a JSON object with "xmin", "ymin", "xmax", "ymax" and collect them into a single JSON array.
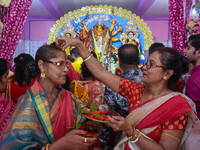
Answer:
[
  {"xmin": 0, "ymin": 80, "xmax": 76, "ymax": 150},
  {"xmin": 114, "ymin": 92, "xmax": 200, "ymax": 150}
]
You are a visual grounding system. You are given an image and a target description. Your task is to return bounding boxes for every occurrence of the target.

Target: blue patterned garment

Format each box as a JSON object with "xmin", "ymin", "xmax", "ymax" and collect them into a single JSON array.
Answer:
[{"xmin": 99, "ymin": 68, "xmax": 144, "ymax": 149}]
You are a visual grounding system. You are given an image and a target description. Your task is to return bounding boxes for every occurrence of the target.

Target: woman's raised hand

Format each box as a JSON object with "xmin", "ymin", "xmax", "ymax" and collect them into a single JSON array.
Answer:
[
  {"xmin": 56, "ymin": 37, "xmax": 82, "ymax": 51},
  {"xmin": 50, "ymin": 129, "xmax": 96, "ymax": 150}
]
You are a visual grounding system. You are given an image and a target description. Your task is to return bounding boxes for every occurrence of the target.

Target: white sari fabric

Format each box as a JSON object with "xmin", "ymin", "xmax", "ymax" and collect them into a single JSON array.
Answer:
[{"xmin": 114, "ymin": 92, "xmax": 200, "ymax": 150}]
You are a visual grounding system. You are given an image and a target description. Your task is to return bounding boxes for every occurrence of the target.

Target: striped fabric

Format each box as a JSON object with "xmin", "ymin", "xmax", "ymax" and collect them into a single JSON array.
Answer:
[
  {"xmin": 0, "ymin": 80, "xmax": 84, "ymax": 149},
  {"xmin": 0, "ymin": 90, "xmax": 49, "ymax": 149}
]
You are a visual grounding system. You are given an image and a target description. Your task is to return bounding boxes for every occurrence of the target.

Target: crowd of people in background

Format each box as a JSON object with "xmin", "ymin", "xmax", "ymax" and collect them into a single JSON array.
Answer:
[{"xmin": 0, "ymin": 33, "xmax": 200, "ymax": 150}]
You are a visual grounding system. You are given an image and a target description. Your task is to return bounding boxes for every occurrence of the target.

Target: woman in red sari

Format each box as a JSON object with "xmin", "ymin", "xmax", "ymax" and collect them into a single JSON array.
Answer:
[
  {"xmin": 57, "ymin": 37, "xmax": 200, "ymax": 150},
  {"xmin": 0, "ymin": 58, "xmax": 16, "ymax": 139}
]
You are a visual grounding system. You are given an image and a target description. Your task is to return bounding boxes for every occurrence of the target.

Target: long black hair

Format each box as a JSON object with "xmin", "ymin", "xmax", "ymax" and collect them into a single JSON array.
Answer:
[{"xmin": 13, "ymin": 53, "xmax": 37, "ymax": 86}]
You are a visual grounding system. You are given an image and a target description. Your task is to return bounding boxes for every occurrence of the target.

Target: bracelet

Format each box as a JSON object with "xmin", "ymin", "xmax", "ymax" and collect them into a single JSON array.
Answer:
[
  {"xmin": 128, "ymin": 128, "xmax": 137, "ymax": 141},
  {"xmin": 46, "ymin": 144, "xmax": 51, "ymax": 150},
  {"xmin": 83, "ymin": 52, "xmax": 91, "ymax": 60},
  {"xmin": 128, "ymin": 129, "xmax": 142, "ymax": 143},
  {"xmin": 163, "ymin": 132, "xmax": 181, "ymax": 142},
  {"xmin": 84, "ymin": 54, "xmax": 93, "ymax": 62}
]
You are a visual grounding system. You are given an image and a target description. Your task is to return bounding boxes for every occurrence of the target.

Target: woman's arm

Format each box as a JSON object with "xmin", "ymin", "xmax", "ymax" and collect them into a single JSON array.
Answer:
[
  {"xmin": 108, "ymin": 115, "xmax": 184, "ymax": 150},
  {"xmin": 56, "ymin": 37, "xmax": 120, "ymax": 93}
]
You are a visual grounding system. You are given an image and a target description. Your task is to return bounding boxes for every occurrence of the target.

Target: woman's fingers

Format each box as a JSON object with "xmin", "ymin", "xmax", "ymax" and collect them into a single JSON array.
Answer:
[
  {"xmin": 56, "ymin": 37, "xmax": 69, "ymax": 50},
  {"xmin": 107, "ymin": 115, "xmax": 123, "ymax": 124},
  {"xmin": 111, "ymin": 115, "xmax": 123, "ymax": 120},
  {"xmin": 107, "ymin": 115, "xmax": 127, "ymax": 131}
]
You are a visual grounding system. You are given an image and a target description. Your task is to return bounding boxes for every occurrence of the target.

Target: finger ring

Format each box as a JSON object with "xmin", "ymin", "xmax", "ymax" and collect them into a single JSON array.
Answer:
[{"xmin": 84, "ymin": 137, "xmax": 87, "ymax": 143}]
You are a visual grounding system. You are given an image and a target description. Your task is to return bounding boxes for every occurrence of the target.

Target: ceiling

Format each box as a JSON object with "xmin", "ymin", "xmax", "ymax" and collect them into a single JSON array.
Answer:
[{"xmin": 28, "ymin": 0, "xmax": 169, "ymax": 20}]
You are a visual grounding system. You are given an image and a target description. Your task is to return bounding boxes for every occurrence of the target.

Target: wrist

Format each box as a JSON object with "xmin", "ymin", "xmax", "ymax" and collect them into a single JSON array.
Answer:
[
  {"xmin": 127, "ymin": 129, "xmax": 141, "ymax": 141},
  {"xmin": 126, "ymin": 128, "xmax": 134, "ymax": 137},
  {"xmin": 75, "ymin": 41, "xmax": 89, "ymax": 55}
]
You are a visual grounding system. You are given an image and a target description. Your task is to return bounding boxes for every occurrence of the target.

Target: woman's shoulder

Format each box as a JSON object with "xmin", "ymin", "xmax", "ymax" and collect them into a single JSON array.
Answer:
[
  {"xmin": 170, "ymin": 92, "xmax": 195, "ymax": 111},
  {"xmin": 170, "ymin": 92, "xmax": 191, "ymax": 101},
  {"xmin": 17, "ymin": 91, "xmax": 35, "ymax": 107}
]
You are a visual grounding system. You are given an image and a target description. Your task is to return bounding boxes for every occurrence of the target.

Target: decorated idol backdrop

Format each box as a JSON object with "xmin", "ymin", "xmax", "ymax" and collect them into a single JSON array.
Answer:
[{"xmin": 48, "ymin": 5, "xmax": 153, "ymax": 72}]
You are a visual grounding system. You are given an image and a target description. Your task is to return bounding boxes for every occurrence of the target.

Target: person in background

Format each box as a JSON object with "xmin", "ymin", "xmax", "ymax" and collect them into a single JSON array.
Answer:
[
  {"xmin": 188, "ymin": 34, "xmax": 200, "ymax": 41},
  {"xmin": 0, "ymin": 58, "xmax": 16, "ymax": 139},
  {"xmin": 184, "ymin": 38, "xmax": 200, "ymax": 119},
  {"xmin": 67, "ymin": 60, "xmax": 81, "ymax": 82},
  {"xmin": 0, "ymin": 43, "xmax": 96, "ymax": 149},
  {"xmin": 71, "ymin": 51, "xmax": 105, "ymax": 105},
  {"xmin": 70, "ymin": 48, "xmax": 83, "ymax": 76},
  {"xmin": 6, "ymin": 53, "xmax": 37, "ymax": 102},
  {"xmin": 57, "ymin": 37, "xmax": 200, "ymax": 150},
  {"xmin": 7, "ymin": 57, "xmax": 15, "ymax": 76},
  {"xmin": 81, "ymin": 51, "xmax": 98, "ymax": 81},
  {"xmin": 99, "ymin": 44, "xmax": 144, "ymax": 149},
  {"xmin": 148, "ymin": 42, "xmax": 164, "ymax": 56}
]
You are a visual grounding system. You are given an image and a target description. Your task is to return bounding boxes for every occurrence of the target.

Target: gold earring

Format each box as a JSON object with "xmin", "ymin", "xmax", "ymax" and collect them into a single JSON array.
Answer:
[
  {"xmin": 163, "ymin": 76, "xmax": 168, "ymax": 80},
  {"xmin": 41, "ymin": 70, "xmax": 46, "ymax": 79}
]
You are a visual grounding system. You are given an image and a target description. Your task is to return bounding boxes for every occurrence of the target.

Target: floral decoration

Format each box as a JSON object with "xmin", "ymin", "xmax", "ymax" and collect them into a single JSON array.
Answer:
[
  {"xmin": 0, "ymin": 21, "xmax": 3, "ymax": 41},
  {"xmin": 186, "ymin": 0, "xmax": 200, "ymax": 35},
  {"xmin": 186, "ymin": 17, "xmax": 200, "ymax": 35}
]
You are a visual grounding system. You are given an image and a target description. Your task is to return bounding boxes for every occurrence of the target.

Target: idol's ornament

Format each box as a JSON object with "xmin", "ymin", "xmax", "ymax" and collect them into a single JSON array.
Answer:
[{"xmin": 48, "ymin": 5, "xmax": 153, "ymax": 72}]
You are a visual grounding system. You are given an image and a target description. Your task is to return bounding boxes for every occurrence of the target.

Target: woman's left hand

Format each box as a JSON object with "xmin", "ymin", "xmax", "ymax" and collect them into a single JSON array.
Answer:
[{"xmin": 107, "ymin": 115, "xmax": 133, "ymax": 135}]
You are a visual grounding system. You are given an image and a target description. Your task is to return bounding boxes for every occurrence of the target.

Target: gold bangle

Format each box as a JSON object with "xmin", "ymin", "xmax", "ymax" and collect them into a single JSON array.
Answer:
[
  {"xmin": 137, "ymin": 129, "xmax": 142, "ymax": 140},
  {"xmin": 83, "ymin": 52, "xmax": 91, "ymax": 60},
  {"xmin": 162, "ymin": 132, "xmax": 181, "ymax": 142},
  {"xmin": 128, "ymin": 128, "xmax": 138, "ymax": 141},
  {"xmin": 128, "ymin": 129, "xmax": 142, "ymax": 143},
  {"xmin": 46, "ymin": 144, "xmax": 51, "ymax": 150}
]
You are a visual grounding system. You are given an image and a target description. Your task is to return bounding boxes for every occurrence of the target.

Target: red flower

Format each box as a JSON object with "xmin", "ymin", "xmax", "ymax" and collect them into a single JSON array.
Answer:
[{"xmin": 20, "ymin": 57, "xmax": 24, "ymax": 60}]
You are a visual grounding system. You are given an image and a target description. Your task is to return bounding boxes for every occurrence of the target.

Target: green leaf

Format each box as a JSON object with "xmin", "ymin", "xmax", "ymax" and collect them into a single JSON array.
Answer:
[
  {"xmin": 78, "ymin": 108, "xmax": 89, "ymax": 114},
  {"xmin": 91, "ymin": 113, "xmax": 104, "ymax": 119},
  {"xmin": 76, "ymin": 122, "xmax": 82, "ymax": 129},
  {"xmin": 90, "ymin": 102, "xmax": 98, "ymax": 111}
]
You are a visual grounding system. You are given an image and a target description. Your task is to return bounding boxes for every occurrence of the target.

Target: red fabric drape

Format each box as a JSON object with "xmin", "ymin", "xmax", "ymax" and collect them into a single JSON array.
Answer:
[
  {"xmin": 0, "ymin": 0, "xmax": 32, "ymax": 61},
  {"xmin": 169, "ymin": 0, "xmax": 192, "ymax": 55}
]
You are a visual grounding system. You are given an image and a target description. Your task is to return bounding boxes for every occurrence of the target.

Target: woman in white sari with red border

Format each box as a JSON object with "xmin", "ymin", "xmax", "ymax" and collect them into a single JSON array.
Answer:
[{"xmin": 57, "ymin": 37, "xmax": 200, "ymax": 150}]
